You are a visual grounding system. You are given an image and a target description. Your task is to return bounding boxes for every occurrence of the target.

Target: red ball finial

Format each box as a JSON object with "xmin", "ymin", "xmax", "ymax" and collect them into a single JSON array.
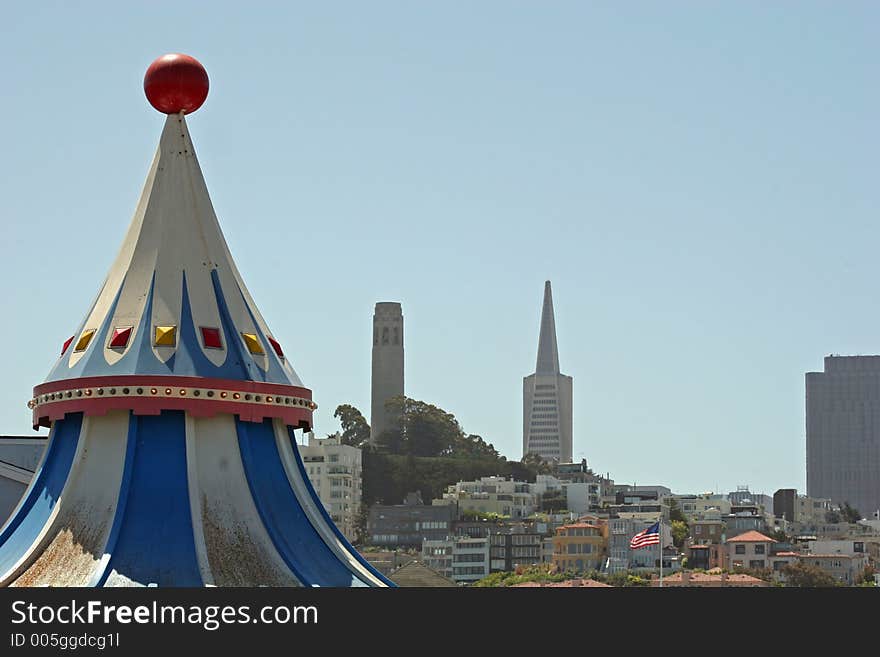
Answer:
[{"xmin": 144, "ymin": 53, "xmax": 209, "ymax": 115}]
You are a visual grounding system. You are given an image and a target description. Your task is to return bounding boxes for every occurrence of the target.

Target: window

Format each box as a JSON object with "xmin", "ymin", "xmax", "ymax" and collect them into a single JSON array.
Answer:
[
  {"xmin": 754, "ymin": 544, "xmax": 765, "ymax": 554},
  {"xmin": 735, "ymin": 545, "xmax": 745, "ymax": 554},
  {"xmin": 749, "ymin": 560, "xmax": 765, "ymax": 569}
]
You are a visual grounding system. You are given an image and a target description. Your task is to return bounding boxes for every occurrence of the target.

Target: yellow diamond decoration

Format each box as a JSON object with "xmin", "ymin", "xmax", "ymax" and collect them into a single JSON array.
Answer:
[
  {"xmin": 241, "ymin": 332, "xmax": 265, "ymax": 355},
  {"xmin": 154, "ymin": 325, "xmax": 177, "ymax": 347},
  {"xmin": 74, "ymin": 329, "xmax": 96, "ymax": 352}
]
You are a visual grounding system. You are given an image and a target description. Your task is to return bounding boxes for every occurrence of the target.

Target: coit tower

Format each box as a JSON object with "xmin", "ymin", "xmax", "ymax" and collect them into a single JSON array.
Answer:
[{"xmin": 371, "ymin": 302, "xmax": 404, "ymax": 443}]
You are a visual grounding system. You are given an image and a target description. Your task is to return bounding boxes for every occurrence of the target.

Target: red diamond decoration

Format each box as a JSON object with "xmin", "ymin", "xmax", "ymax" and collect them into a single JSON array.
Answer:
[
  {"xmin": 109, "ymin": 326, "xmax": 133, "ymax": 349},
  {"xmin": 200, "ymin": 327, "xmax": 223, "ymax": 349},
  {"xmin": 267, "ymin": 336, "xmax": 284, "ymax": 359},
  {"xmin": 61, "ymin": 335, "xmax": 74, "ymax": 356}
]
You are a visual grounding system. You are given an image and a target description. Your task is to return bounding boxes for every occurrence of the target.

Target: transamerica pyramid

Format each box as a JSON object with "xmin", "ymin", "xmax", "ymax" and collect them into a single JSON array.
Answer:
[{"xmin": 523, "ymin": 281, "xmax": 573, "ymax": 463}]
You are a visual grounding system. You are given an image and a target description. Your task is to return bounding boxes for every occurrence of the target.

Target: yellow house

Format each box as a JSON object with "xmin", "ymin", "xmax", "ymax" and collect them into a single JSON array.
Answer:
[{"xmin": 551, "ymin": 522, "xmax": 608, "ymax": 573}]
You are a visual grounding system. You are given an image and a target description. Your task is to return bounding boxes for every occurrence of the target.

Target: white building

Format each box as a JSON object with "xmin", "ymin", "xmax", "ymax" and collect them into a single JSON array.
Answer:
[
  {"xmin": 434, "ymin": 474, "xmax": 603, "ymax": 519},
  {"xmin": 423, "ymin": 536, "xmax": 490, "ymax": 585},
  {"xmin": 535, "ymin": 474, "xmax": 600, "ymax": 515},
  {"xmin": 795, "ymin": 495, "xmax": 834, "ymax": 525},
  {"xmin": 297, "ymin": 432, "xmax": 363, "ymax": 542},
  {"xmin": 436, "ymin": 476, "xmax": 540, "ymax": 519},
  {"xmin": 668, "ymin": 493, "xmax": 731, "ymax": 521},
  {"xmin": 806, "ymin": 539, "xmax": 870, "ymax": 558}
]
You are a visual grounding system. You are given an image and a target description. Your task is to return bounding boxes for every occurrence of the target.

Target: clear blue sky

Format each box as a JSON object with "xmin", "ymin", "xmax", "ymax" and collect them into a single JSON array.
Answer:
[{"xmin": 1, "ymin": 2, "xmax": 877, "ymax": 499}]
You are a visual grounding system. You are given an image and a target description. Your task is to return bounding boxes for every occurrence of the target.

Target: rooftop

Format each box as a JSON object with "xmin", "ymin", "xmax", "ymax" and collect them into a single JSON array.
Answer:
[
  {"xmin": 801, "ymin": 554, "xmax": 859, "ymax": 560},
  {"xmin": 559, "ymin": 523, "xmax": 601, "ymax": 530},
  {"xmin": 511, "ymin": 578, "xmax": 610, "ymax": 588},
  {"xmin": 656, "ymin": 572, "xmax": 768, "ymax": 586},
  {"xmin": 726, "ymin": 530, "xmax": 775, "ymax": 543}
]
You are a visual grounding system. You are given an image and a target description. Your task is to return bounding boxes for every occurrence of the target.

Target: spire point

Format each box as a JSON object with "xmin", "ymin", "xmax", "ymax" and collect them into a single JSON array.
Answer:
[{"xmin": 536, "ymin": 280, "xmax": 560, "ymax": 374}]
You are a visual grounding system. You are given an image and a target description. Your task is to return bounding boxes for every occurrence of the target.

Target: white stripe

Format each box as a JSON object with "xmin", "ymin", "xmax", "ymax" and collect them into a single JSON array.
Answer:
[
  {"xmin": 82, "ymin": 147, "xmax": 162, "ymax": 368},
  {"xmin": 185, "ymin": 413, "xmax": 215, "ymax": 586},
  {"xmin": 189, "ymin": 415, "xmax": 299, "ymax": 585},
  {"xmin": 2, "ymin": 413, "xmax": 128, "ymax": 586},
  {"xmin": 0, "ymin": 418, "xmax": 89, "ymax": 585},
  {"xmin": 13, "ymin": 412, "xmax": 129, "ymax": 587}
]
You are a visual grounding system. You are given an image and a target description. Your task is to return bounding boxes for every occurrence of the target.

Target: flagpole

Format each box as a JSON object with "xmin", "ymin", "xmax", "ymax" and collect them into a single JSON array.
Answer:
[{"xmin": 658, "ymin": 515, "xmax": 663, "ymax": 588}]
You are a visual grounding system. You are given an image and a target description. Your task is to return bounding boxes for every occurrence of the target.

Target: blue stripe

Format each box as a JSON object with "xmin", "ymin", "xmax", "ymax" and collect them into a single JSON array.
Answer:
[
  {"xmin": 0, "ymin": 414, "xmax": 82, "ymax": 577},
  {"xmin": 101, "ymin": 273, "xmax": 170, "ymax": 376},
  {"xmin": 237, "ymin": 418, "xmax": 371, "ymax": 586},
  {"xmin": 174, "ymin": 270, "xmax": 249, "ymax": 380},
  {"xmin": 211, "ymin": 270, "xmax": 300, "ymax": 386},
  {"xmin": 90, "ymin": 413, "xmax": 138, "ymax": 586},
  {"xmin": 236, "ymin": 283, "xmax": 297, "ymax": 384},
  {"xmin": 211, "ymin": 270, "xmax": 266, "ymax": 382},
  {"xmin": 283, "ymin": 425, "xmax": 395, "ymax": 586},
  {"xmin": 44, "ymin": 283, "xmax": 126, "ymax": 382},
  {"xmin": 99, "ymin": 411, "xmax": 203, "ymax": 586}
]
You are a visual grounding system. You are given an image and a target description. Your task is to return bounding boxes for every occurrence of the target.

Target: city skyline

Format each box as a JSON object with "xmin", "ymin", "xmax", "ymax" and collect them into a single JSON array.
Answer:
[{"xmin": 1, "ymin": 4, "xmax": 878, "ymax": 499}]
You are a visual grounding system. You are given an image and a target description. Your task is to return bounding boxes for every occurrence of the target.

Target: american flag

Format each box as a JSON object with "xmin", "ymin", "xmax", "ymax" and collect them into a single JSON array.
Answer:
[{"xmin": 629, "ymin": 521, "xmax": 660, "ymax": 549}]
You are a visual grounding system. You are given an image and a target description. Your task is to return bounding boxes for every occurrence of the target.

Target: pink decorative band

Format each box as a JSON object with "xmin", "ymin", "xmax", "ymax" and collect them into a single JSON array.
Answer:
[{"xmin": 29, "ymin": 375, "xmax": 314, "ymax": 431}]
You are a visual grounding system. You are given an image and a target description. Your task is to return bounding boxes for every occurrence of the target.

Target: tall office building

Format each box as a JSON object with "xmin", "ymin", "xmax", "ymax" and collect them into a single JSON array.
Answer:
[
  {"xmin": 371, "ymin": 302, "xmax": 404, "ymax": 443},
  {"xmin": 523, "ymin": 281, "xmax": 573, "ymax": 463},
  {"xmin": 806, "ymin": 355, "xmax": 880, "ymax": 519}
]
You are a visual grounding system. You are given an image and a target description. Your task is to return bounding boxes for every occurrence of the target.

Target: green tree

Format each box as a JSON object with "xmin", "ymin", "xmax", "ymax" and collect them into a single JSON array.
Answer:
[
  {"xmin": 373, "ymin": 396, "xmax": 507, "ymax": 459},
  {"xmin": 666, "ymin": 498, "xmax": 689, "ymax": 548},
  {"xmin": 765, "ymin": 527, "xmax": 788, "ymax": 543},
  {"xmin": 353, "ymin": 503, "xmax": 370, "ymax": 546},
  {"xmin": 335, "ymin": 396, "xmax": 518, "ymax": 505},
  {"xmin": 667, "ymin": 497, "xmax": 687, "ymax": 524},
  {"xmin": 332, "ymin": 404, "xmax": 371, "ymax": 448},
  {"xmin": 841, "ymin": 502, "xmax": 862, "ymax": 523},
  {"xmin": 521, "ymin": 451, "xmax": 552, "ymax": 476},
  {"xmin": 670, "ymin": 520, "xmax": 689, "ymax": 549},
  {"xmin": 825, "ymin": 509, "xmax": 842, "ymax": 524},
  {"xmin": 377, "ymin": 396, "xmax": 464, "ymax": 456},
  {"xmin": 472, "ymin": 564, "xmax": 576, "ymax": 587},
  {"xmin": 455, "ymin": 433, "xmax": 502, "ymax": 460},
  {"xmin": 540, "ymin": 489, "xmax": 568, "ymax": 513},
  {"xmin": 781, "ymin": 561, "xmax": 839, "ymax": 587},
  {"xmin": 602, "ymin": 571, "xmax": 650, "ymax": 587},
  {"xmin": 858, "ymin": 564, "xmax": 875, "ymax": 585}
]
